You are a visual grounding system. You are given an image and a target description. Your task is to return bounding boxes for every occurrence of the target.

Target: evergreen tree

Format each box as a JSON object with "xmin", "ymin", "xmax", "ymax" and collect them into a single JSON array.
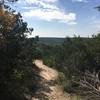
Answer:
[{"xmin": 0, "ymin": 2, "xmax": 39, "ymax": 100}]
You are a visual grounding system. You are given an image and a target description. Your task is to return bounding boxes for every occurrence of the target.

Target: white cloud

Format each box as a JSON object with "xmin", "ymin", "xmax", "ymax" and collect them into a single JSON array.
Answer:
[
  {"xmin": 72, "ymin": 0, "xmax": 89, "ymax": 2},
  {"xmin": 23, "ymin": 9, "xmax": 76, "ymax": 23},
  {"xmin": 17, "ymin": 0, "xmax": 77, "ymax": 24},
  {"xmin": 41, "ymin": 0, "xmax": 57, "ymax": 3},
  {"xmin": 25, "ymin": 0, "xmax": 57, "ymax": 4},
  {"xmin": 68, "ymin": 21, "xmax": 77, "ymax": 25},
  {"xmin": 24, "ymin": 0, "xmax": 58, "ymax": 10},
  {"xmin": 36, "ymin": 1, "xmax": 58, "ymax": 9}
]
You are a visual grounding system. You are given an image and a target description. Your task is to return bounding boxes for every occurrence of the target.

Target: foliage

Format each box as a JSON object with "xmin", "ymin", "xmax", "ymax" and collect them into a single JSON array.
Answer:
[
  {"xmin": 0, "ymin": 3, "xmax": 41, "ymax": 100},
  {"xmin": 40, "ymin": 34, "xmax": 100, "ymax": 99}
]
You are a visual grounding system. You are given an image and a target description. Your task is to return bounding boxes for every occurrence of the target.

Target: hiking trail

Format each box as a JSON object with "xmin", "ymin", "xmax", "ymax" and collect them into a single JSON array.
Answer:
[{"xmin": 32, "ymin": 60, "xmax": 71, "ymax": 100}]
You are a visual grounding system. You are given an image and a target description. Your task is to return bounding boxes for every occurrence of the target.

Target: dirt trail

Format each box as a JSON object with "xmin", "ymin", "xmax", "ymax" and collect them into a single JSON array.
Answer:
[{"xmin": 32, "ymin": 60, "xmax": 70, "ymax": 100}]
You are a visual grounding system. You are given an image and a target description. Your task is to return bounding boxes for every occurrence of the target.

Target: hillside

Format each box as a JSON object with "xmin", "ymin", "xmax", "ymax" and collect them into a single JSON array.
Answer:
[
  {"xmin": 39, "ymin": 37, "xmax": 65, "ymax": 45},
  {"xmin": 29, "ymin": 37, "xmax": 90, "ymax": 45}
]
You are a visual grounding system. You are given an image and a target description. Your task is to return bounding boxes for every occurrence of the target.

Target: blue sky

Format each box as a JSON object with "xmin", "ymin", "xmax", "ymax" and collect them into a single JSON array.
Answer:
[{"xmin": 12, "ymin": 0, "xmax": 100, "ymax": 37}]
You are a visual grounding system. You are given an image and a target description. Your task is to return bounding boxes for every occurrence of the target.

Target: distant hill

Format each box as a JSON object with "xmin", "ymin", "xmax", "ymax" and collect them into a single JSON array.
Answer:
[
  {"xmin": 29, "ymin": 37, "xmax": 89, "ymax": 45},
  {"xmin": 38, "ymin": 37, "xmax": 65, "ymax": 45}
]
